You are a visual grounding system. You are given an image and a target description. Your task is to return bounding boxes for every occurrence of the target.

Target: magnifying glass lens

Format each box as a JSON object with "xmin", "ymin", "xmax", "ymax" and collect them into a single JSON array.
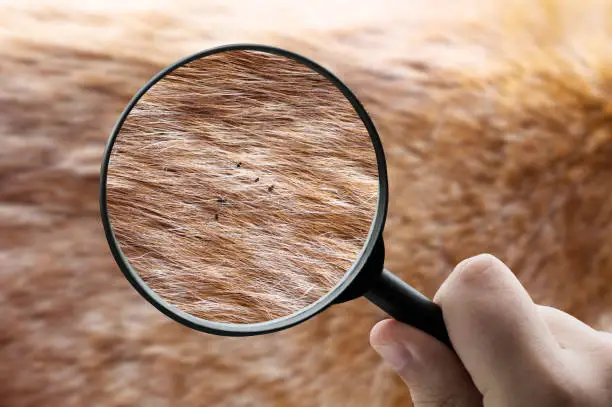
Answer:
[{"xmin": 104, "ymin": 48, "xmax": 380, "ymax": 325}]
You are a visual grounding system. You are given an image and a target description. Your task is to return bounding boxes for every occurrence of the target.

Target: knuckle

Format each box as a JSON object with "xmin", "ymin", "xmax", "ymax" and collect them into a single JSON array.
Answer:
[
  {"xmin": 436, "ymin": 253, "xmax": 499, "ymax": 304},
  {"xmin": 456, "ymin": 254, "xmax": 497, "ymax": 283}
]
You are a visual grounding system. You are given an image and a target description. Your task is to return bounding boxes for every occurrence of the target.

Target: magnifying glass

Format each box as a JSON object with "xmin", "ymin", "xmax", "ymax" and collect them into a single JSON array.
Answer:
[{"xmin": 100, "ymin": 44, "xmax": 451, "ymax": 348}]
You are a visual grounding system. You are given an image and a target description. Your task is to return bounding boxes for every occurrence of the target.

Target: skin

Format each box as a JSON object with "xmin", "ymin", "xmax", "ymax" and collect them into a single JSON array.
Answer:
[{"xmin": 370, "ymin": 254, "xmax": 612, "ymax": 407}]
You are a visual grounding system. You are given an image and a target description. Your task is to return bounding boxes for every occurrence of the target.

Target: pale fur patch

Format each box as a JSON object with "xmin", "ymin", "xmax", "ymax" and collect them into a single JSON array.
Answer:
[{"xmin": 106, "ymin": 49, "xmax": 379, "ymax": 323}]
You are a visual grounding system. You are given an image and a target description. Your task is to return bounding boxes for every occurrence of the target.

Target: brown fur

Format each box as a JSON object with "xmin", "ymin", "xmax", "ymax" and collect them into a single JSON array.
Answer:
[
  {"xmin": 1, "ymin": 0, "xmax": 612, "ymax": 406},
  {"xmin": 106, "ymin": 49, "xmax": 378, "ymax": 323}
]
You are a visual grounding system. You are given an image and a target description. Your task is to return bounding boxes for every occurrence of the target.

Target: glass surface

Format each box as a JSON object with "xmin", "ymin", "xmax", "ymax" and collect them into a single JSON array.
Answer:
[{"xmin": 105, "ymin": 49, "xmax": 379, "ymax": 324}]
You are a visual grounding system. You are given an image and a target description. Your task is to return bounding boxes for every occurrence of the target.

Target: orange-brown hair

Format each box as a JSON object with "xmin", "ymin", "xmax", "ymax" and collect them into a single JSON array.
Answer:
[{"xmin": 106, "ymin": 49, "xmax": 379, "ymax": 323}]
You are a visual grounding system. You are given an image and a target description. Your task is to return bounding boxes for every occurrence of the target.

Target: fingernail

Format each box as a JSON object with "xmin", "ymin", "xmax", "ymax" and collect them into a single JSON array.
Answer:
[{"xmin": 373, "ymin": 344, "xmax": 413, "ymax": 371}]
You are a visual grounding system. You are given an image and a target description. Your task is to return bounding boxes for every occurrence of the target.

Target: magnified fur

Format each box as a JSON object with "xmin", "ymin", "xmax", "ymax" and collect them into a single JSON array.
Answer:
[{"xmin": 105, "ymin": 49, "xmax": 379, "ymax": 324}]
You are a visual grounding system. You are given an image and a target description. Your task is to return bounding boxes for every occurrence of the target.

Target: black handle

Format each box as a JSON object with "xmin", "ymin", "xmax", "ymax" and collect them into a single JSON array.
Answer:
[{"xmin": 365, "ymin": 269, "xmax": 452, "ymax": 349}]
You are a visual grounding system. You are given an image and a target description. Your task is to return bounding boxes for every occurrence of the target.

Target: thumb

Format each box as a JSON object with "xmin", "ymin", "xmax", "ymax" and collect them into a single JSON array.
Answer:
[{"xmin": 370, "ymin": 319, "xmax": 482, "ymax": 407}]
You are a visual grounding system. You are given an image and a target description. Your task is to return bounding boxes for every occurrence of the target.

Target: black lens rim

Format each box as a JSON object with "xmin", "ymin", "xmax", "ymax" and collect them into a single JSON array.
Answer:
[{"xmin": 99, "ymin": 43, "xmax": 388, "ymax": 336}]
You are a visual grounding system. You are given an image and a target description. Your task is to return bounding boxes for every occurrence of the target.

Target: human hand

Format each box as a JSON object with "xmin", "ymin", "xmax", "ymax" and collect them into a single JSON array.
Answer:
[{"xmin": 370, "ymin": 254, "xmax": 612, "ymax": 407}]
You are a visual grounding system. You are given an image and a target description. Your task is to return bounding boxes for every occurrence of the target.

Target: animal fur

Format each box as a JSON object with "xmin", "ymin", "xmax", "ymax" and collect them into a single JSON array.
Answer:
[
  {"xmin": 1, "ymin": 0, "xmax": 612, "ymax": 406},
  {"xmin": 106, "ymin": 49, "xmax": 378, "ymax": 323}
]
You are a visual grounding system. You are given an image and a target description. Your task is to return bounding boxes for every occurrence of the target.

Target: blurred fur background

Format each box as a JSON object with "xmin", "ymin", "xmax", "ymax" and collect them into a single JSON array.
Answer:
[{"xmin": 1, "ymin": 0, "xmax": 611, "ymax": 406}]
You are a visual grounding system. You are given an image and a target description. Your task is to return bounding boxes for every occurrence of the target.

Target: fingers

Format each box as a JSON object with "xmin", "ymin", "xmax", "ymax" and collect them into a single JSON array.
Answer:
[
  {"xmin": 371, "ymin": 254, "xmax": 610, "ymax": 406},
  {"xmin": 434, "ymin": 254, "xmax": 563, "ymax": 399},
  {"xmin": 370, "ymin": 319, "xmax": 482, "ymax": 407}
]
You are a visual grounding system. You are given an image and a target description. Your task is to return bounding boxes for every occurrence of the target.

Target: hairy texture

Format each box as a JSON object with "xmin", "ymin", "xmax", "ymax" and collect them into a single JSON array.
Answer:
[
  {"xmin": 106, "ymin": 49, "xmax": 378, "ymax": 323},
  {"xmin": 1, "ymin": 0, "xmax": 612, "ymax": 406}
]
